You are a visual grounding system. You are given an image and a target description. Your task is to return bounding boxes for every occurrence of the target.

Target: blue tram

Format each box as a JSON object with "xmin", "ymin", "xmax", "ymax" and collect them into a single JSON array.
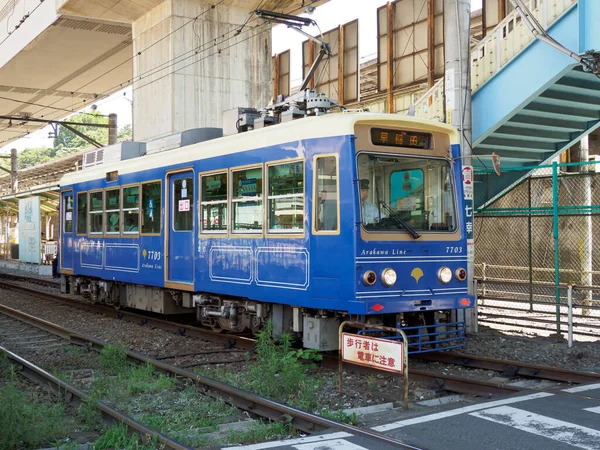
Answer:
[{"xmin": 59, "ymin": 112, "xmax": 473, "ymax": 352}]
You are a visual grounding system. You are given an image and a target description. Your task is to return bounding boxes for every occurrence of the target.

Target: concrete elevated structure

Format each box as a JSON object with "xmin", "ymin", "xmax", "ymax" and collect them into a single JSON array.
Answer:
[{"xmin": 0, "ymin": 0, "xmax": 327, "ymax": 146}]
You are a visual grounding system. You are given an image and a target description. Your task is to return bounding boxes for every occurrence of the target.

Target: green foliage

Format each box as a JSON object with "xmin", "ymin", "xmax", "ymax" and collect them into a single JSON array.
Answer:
[
  {"xmin": 77, "ymin": 394, "xmax": 102, "ymax": 427},
  {"xmin": 292, "ymin": 348, "xmax": 324, "ymax": 369},
  {"xmin": 319, "ymin": 408, "xmax": 357, "ymax": 425},
  {"xmin": 100, "ymin": 344, "xmax": 129, "ymax": 374},
  {"xmin": 0, "ymin": 378, "xmax": 70, "ymax": 449},
  {"xmin": 223, "ymin": 420, "xmax": 295, "ymax": 446},
  {"xmin": 118, "ymin": 123, "xmax": 133, "ymax": 141},
  {"xmin": 94, "ymin": 424, "xmax": 158, "ymax": 450},
  {"xmin": 123, "ymin": 362, "xmax": 176, "ymax": 395},
  {"xmin": 53, "ymin": 111, "xmax": 109, "ymax": 151},
  {"xmin": 245, "ymin": 321, "xmax": 322, "ymax": 412}
]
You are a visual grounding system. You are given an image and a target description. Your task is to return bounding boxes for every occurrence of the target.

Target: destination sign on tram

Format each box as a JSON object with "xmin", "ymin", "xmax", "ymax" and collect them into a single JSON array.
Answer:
[{"xmin": 371, "ymin": 128, "xmax": 431, "ymax": 149}]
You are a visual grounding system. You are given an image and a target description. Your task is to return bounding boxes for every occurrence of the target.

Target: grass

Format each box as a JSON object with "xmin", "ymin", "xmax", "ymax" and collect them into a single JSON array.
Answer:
[
  {"xmin": 195, "ymin": 320, "xmax": 357, "ymax": 427},
  {"xmin": 0, "ymin": 353, "xmax": 80, "ymax": 450},
  {"xmin": 93, "ymin": 424, "xmax": 158, "ymax": 450}
]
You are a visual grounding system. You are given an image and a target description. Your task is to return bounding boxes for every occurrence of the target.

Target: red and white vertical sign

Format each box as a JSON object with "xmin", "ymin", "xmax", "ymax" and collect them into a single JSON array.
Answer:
[
  {"xmin": 341, "ymin": 333, "xmax": 404, "ymax": 373},
  {"xmin": 462, "ymin": 166, "xmax": 473, "ymax": 201}
]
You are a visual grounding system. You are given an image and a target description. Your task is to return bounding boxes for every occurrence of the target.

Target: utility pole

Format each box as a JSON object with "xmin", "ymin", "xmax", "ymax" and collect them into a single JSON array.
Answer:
[
  {"xmin": 444, "ymin": 0, "xmax": 475, "ymax": 331},
  {"xmin": 10, "ymin": 148, "xmax": 17, "ymax": 193},
  {"xmin": 108, "ymin": 113, "xmax": 118, "ymax": 145}
]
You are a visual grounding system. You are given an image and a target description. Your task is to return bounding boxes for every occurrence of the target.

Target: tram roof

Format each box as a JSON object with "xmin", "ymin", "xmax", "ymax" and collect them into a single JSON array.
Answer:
[{"xmin": 60, "ymin": 113, "xmax": 460, "ymax": 187}]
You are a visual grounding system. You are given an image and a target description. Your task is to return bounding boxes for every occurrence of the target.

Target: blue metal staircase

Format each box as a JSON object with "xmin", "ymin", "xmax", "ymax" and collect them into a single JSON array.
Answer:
[{"xmin": 471, "ymin": 0, "xmax": 600, "ymax": 207}]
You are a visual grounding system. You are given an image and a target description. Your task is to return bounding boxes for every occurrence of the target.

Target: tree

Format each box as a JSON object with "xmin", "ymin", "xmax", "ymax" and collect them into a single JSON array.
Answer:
[
  {"xmin": 17, "ymin": 147, "xmax": 56, "ymax": 170},
  {"xmin": 53, "ymin": 111, "xmax": 109, "ymax": 151},
  {"xmin": 118, "ymin": 124, "xmax": 132, "ymax": 141}
]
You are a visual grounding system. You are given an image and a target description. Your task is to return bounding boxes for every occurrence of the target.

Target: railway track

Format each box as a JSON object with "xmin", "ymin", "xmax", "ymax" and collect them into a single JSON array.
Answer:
[
  {"xmin": 0, "ymin": 303, "xmax": 421, "ymax": 450},
  {"xmin": 3, "ymin": 275, "xmax": 599, "ymax": 402},
  {"xmin": 416, "ymin": 351, "xmax": 600, "ymax": 385}
]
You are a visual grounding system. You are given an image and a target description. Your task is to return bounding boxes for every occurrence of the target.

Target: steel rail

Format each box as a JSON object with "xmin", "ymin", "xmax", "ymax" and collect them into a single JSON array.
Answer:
[
  {"xmin": 322, "ymin": 354, "xmax": 520, "ymax": 397},
  {"xmin": 417, "ymin": 352, "xmax": 600, "ymax": 385},
  {"xmin": 0, "ymin": 345, "xmax": 194, "ymax": 449},
  {"xmin": 0, "ymin": 278, "xmax": 521, "ymax": 398},
  {"xmin": 0, "ymin": 303, "xmax": 424, "ymax": 450},
  {"xmin": 0, "ymin": 279, "xmax": 257, "ymax": 350}
]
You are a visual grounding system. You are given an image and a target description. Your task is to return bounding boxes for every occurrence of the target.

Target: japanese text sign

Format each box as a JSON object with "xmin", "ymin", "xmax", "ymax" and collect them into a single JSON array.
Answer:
[{"xmin": 341, "ymin": 333, "xmax": 404, "ymax": 373}]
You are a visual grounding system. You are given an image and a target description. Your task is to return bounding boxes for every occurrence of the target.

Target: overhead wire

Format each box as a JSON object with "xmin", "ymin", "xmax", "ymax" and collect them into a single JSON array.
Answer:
[
  {"xmin": 27, "ymin": 0, "xmax": 226, "ymax": 120},
  {"xmin": 2, "ymin": 0, "xmax": 321, "ymax": 147},
  {"xmin": 0, "ymin": 0, "xmax": 45, "ymax": 48}
]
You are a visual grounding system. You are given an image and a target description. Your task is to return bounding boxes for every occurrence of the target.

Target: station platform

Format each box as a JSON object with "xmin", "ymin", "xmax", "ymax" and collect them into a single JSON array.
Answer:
[{"xmin": 0, "ymin": 259, "xmax": 54, "ymax": 278}]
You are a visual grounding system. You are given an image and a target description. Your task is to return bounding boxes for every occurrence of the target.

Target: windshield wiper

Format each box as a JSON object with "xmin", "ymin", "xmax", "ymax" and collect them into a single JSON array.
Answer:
[{"xmin": 378, "ymin": 201, "xmax": 421, "ymax": 239}]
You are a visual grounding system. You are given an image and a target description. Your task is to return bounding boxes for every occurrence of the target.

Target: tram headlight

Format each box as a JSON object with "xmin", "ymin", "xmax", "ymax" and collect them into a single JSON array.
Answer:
[
  {"xmin": 455, "ymin": 267, "xmax": 467, "ymax": 281},
  {"xmin": 381, "ymin": 268, "xmax": 397, "ymax": 287},
  {"xmin": 363, "ymin": 270, "xmax": 377, "ymax": 286},
  {"xmin": 437, "ymin": 266, "xmax": 452, "ymax": 284}
]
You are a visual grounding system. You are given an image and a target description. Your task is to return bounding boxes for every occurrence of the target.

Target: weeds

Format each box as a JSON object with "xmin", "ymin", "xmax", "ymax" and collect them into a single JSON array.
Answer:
[
  {"xmin": 223, "ymin": 420, "xmax": 296, "ymax": 445},
  {"xmin": 0, "ymin": 374, "xmax": 71, "ymax": 449},
  {"xmin": 94, "ymin": 424, "xmax": 158, "ymax": 450},
  {"xmin": 100, "ymin": 345, "xmax": 129, "ymax": 374}
]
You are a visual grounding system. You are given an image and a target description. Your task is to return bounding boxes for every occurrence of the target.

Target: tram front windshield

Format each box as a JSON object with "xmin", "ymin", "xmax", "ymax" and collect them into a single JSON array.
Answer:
[{"xmin": 357, "ymin": 153, "xmax": 457, "ymax": 233}]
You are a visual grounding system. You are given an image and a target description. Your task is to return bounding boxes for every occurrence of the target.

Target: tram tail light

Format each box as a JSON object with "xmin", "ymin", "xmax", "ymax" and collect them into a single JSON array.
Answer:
[
  {"xmin": 363, "ymin": 270, "xmax": 377, "ymax": 286},
  {"xmin": 455, "ymin": 267, "xmax": 467, "ymax": 281}
]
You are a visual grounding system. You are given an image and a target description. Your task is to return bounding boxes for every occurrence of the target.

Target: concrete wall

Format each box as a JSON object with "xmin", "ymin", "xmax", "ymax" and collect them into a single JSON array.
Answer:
[{"xmin": 132, "ymin": 0, "xmax": 272, "ymax": 141}]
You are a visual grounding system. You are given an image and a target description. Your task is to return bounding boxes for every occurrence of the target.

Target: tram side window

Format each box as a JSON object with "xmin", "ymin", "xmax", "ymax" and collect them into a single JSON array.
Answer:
[
  {"xmin": 89, "ymin": 191, "xmax": 103, "ymax": 234},
  {"xmin": 76, "ymin": 193, "xmax": 87, "ymax": 234},
  {"xmin": 315, "ymin": 156, "xmax": 338, "ymax": 232},
  {"xmin": 268, "ymin": 161, "xmax": 304, "ymax": 231},
  {"xmin": 232, "ymin": 167, "xmax": 262, "ymax": 232},
  {"xmin": 64, "ymin": 194, "xmax": 74, "ymax": 233},
  {"xmin": 141, "ymin": 181, "xmax": 161, "ymax": 234},
  {"xmin": 200, "ymin": 172, "xmax": 227, "ymax": 233},
  {"xmin": 105, "ymin": 189, "xmax": 121, "ymax": 234},
  {"xmin": 123, "ymin": 185, "xmax": 139, "ymax": 234}
]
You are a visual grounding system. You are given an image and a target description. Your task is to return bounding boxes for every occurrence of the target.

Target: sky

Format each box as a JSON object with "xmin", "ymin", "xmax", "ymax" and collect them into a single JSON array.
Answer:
[{"xmin": 0, "ymin": 0, "xmax": 483, "ymax": 154}]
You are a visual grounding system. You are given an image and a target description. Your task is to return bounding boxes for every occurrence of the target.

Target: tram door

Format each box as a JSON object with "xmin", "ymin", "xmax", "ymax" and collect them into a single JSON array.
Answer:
[
  {"xmin": 60, "ymin": 191, "xmax": 74, "ymax": 271},
  {"xmin": 167, "ymin": 171, "xmax": 195, "ymax": 284},
  {"xmin": 311, "ymin": 155, "xmax": 341, "ymax": 298}
]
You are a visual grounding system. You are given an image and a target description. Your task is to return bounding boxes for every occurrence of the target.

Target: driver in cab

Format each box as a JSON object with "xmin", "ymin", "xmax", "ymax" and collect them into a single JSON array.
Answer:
[{"xmin": 360, "ymin": 179, "xmax": 386, "ymax": 225}]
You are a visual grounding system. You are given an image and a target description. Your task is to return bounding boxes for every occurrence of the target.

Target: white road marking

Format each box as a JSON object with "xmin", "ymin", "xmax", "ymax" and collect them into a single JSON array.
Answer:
[
  {"xmin": 372, "ymin": 392, "xmax": 553, "ymax": 432},
  {"xmin": 221, "ymin": 432, "xmax": 352, "ymax": 450},
  {"xmin": 584, "ymin": 406, "xmax": 600, "ymax": 414},
  {"xmin": 563, "ymin": 383, "xmax": 600, "ymax": 393},
  {"xmin": 470, "ymin": 406, "xmax": 600, "ymax": 450},
  {"xmin": 293, "ymin": 439, "xmax": 370, "ymax": 450}
]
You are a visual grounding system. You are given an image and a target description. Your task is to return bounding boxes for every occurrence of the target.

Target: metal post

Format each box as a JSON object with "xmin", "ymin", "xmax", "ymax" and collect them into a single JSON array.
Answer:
[
  {"xmin": 445, "ymin": 0, "xmax": 473, "ymax": 331},
  {"xmin": 528, "ymin": 176, "xmax": 533, "ymax": 311},
  {"xmin": 386, "ymin": 2, "xmax": 394, "ymax": 113},
  {"xmin": 427, "ymin": 0, "xmax": 436, "ymax": 87},
  {"xmin": 273, "ymin": 53, "xmax": 280, "ymax": 101},
  {"xmin": 552, "ymin": 161, "xmax": 560, "ymax": 334},
  {"xmin": 567, "ymin": 284, "xmax": 573, "ymax": 348},
  {"xmin": 575, "ymin": 137, "xmax": 593, "ymax": 314},
  {"xmin": 108, "ymin": 113, "xmax": 118, "ymax": 145},
  {"xmin": 10, "ymin": 148, "xmax": 17, "ymax": 193},
  {"xmin": 338, "ymin": 24, "xmax": 345, "ymax": 106}
]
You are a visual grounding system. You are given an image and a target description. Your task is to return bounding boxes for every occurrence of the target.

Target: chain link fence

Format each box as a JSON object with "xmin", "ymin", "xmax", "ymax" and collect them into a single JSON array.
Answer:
[{"xmin": 474, "ymin": 161, "xmax": 600, "ymax": 341}]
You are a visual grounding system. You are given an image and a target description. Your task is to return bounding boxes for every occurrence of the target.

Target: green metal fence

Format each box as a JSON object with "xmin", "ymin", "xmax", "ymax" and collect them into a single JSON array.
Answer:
[{"xmin": 474, "ymin": 161, "xmax": 600, "ymax": 340}]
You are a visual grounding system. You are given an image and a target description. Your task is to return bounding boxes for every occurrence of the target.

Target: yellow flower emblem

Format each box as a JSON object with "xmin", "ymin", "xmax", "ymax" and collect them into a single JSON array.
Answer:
[{"xmin": 411, "ymin": 267, "xmax": 424, "ymax": 284}]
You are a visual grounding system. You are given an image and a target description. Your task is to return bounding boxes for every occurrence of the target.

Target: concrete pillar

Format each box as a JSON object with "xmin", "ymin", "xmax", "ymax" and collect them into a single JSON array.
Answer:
[
  {"xmin": 108, "ymin": 113, "xmax": 118, "ymax": 144},
  {"xmin": 132, "ymin": 0, "xmax": 272, "ymax": 141},
  {"xmin": 10, "ymin": 148, "xmax": 17, "ymax": 193}
]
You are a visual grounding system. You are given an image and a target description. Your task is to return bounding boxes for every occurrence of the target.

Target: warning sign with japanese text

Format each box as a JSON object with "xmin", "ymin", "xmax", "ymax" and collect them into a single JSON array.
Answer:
[{"xmin": 341, "ymin": 333, "xmax": 404, "ymax": 373}]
